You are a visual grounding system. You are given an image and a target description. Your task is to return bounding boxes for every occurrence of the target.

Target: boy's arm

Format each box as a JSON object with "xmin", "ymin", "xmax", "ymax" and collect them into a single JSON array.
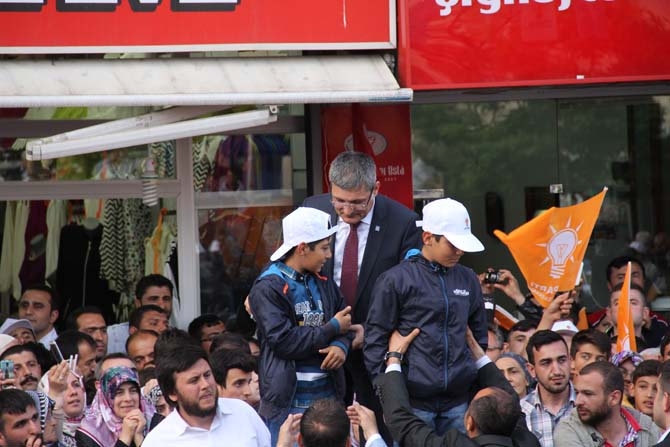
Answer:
[
  {"xmin": 364, "ymin": 272, "xmax": 401, "ymax": 380},
  {"xmin": 468, "ymin": 272, "xmax": 489, "ymax": 349},
  {"xmin": 250, "ymin": 278, "xmax": 345, "ymax": 360}
]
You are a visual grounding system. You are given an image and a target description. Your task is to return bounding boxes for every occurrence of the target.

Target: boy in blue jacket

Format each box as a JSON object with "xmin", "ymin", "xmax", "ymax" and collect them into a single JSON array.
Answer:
[
  {"xmin": 249, "ymin": 207, "xmax": 352, "ymax": 446},
  {"xmin": 364, "ymin": 198, "xmax": 488, "ymax": 436}
]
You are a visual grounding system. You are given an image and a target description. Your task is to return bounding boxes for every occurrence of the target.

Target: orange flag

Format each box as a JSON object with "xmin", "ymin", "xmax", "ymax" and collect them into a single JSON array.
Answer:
[
  {"xmin": 494, "ymin": 188, "xmax": 607, "ymax": 308},
  {"xmin": 616, "ymin": 262, "xmax": 637, "ymax": 353}
]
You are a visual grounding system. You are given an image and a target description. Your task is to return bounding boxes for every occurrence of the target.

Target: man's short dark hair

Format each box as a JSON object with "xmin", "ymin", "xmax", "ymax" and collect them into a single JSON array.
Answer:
[
  {"xmin": 632, "ymin": 360, "xmax": 662, "ymax": 385},
  {"xmin": 128, "ymin": 305, "xmax": 167, "ymax": 330},
  {"xmin": 154, "ymin": 328, "xmax": 200, "ymax": 360},
  {"xmin": 659, "ymin": 361, "xmax": 670, "ymax": 394},
  {"xmin": 210, "ymin": 350, "xmax": 256, "ymax": 387},
  {"xmin": 188, "ymin": 314, "xmax": 225, "ymax": 341},
  {"xmin": 135, "ymin": 274, "xmax": 174, "ymax": 300},
  {"xmin": 155, "ymin": 339, "xmax": 210, "ymax": 407},
  {"xmin": 469, "ymin": 387, "xmax": 520, "ymax": 437},
  {"xmin": 606, "ymin": 256, "xmax": 645, "ymax": 283},
  {"xmin": 125, "ymin": 329, "xmax": 159, "ymax": 354},
  {"xmin": 300, "ymin": 399, "xmax": 349, "ymax": 447},
  {"xmin": 65, "ymin": 306, "xmax": 106, "ymax": 331},
  {"xmin": 0, "ymin": 389, "xmax": 36, "ymax": 432},
  {"xmin": 138, "ymin": 366, "xmax": 157, "ymax": 387},
  {"xmin": 210, "ymin": 332, "xmax": 251, "ymax": 354},
  {"xmin": 1, "ymin": 342, "xmax": 40, "ymax": 362},
  {"xmin": 509, "ymin": 319, "xmax": 536, "ymax": 335},
  {"xmin": 580, "ymin": 361, "xmax": 625, "ymax": 395},
  {"xmin": 280, "ymin": 238, "xmax": 328, "ymax": 263},
  {"xmin": 526, "ymin": 330, "xmax": 567, "ymax": 365},
  {"xmin": 570, "ymin": 329, "xmax": 612, "ymax": 360},
  {"xmin": 611, "ymin": 283, "xmax": 646, "ymax": 306},
  {"xmin": 4, "ymin": 342, "xmax": 55, "ymax": 375},
  {"xmin": 55, "ymin": 330, "xmax": 96, "ymax": 361},
  {"xmin": 21, "ymin": 283, "xmax": 59, "ymax": 312}
]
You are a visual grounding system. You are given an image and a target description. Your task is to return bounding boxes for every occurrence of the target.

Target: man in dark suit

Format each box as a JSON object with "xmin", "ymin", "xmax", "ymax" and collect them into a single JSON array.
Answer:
[
  {"xmin": 303, "ymin": 151, "xmax": 421, "ymax": 442},
  {"xmin": 652, "ymin": 360, "xmax": 670, "ymax": 447},
  {"xmin": 375, "ymin": 328, "xmax": 540, "ymax": 447}
]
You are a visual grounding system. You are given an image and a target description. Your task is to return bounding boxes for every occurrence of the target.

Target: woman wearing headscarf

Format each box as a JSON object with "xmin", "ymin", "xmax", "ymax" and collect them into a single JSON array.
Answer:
[
  {"xmin": 75, "ymin": 366, "xmax": 156, "ymax": 447},
  {"xmin": 41, "ymin": 360, "xmax": 86, "ymax": 447},
  {"xmin": 495, "ymin": 351, "xmax": 534, "ymax": 399}
]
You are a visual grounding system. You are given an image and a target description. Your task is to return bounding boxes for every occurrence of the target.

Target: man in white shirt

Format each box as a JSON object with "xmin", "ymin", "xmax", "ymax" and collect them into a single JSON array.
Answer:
[
  {"xmin": 18, "ymin": 284, "xmax": 58, "ymax": 348},
  {"xmin": 107, "ymin": 274, "xmax": 175, "ymax": 354},
  {"xmin": 653, "ymin": 361, "xmax": 670, "ymax": 447},
  {"xmin": 144, "ymin": 340, "xmax": 269, "ymax": 447}
]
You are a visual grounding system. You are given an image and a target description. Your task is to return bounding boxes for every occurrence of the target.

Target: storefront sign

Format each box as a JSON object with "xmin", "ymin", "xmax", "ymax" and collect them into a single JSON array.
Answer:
[
  {"xmin": 0, "ymin": 0, "xmax": 394, "ymax": 52},
  {"xmin": 321, "ymin": 104, "xmax": 414, "ymax": 209},
  {"xmin": 399, "ymin": 0, "xmax": 670, "ymax": 89}
]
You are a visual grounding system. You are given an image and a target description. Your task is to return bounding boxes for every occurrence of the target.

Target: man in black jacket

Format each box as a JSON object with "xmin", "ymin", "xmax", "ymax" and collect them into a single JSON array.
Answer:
[{"xmin": 375, "ymin": 328, "xmax": 540, "ymax": 447}]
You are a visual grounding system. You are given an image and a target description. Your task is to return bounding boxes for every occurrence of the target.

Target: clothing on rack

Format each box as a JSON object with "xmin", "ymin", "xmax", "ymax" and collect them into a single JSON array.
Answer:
[{"xmin": 56, "ymin": 222, "xmax": 119, "ymax": 324}]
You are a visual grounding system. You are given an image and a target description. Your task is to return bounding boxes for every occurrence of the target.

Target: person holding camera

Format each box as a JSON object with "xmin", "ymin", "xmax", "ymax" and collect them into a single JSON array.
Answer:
[
  {"xmin": 479, "ymin": 268, "xmax": 545, "ymax": 325},
  {"xmin": 364, "ymin": 198, "xmax": 488, "ymax": 436}
]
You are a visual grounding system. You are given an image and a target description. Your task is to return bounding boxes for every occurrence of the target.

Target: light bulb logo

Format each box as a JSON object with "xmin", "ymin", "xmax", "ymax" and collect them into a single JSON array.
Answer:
[{"xmin": 538, "ymin": 216, "xmax": 583, "ymax": 279}]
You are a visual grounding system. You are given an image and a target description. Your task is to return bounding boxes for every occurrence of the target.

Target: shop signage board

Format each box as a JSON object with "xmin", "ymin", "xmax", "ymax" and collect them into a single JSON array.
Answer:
[
  {"xmin": 398, "ymin": 0, "xmax": 670, "ymax": 89},
  {"xmin": 321, "ymin": 104, "xmax": 414, "ymax": 209},
  {"xmin": 0, "ymin": 0, "xmax": 395, "ymax": 53}
]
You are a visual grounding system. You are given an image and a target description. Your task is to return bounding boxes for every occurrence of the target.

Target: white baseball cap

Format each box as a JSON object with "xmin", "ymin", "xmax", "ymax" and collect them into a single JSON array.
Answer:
[
  {"xmin": 551, "ymin": 320, "xmax": 579, "ymax": 335},
  {"xmin": 416, "ymin": 198, "xmax": 484, "ymax": 252},
  {"xmin": 270, "ymin": 207, "xmax": 339, "ymax": 261},
  {"xmin": 0, "ymin": 318, "xmax": 35, "ymax": 339}
]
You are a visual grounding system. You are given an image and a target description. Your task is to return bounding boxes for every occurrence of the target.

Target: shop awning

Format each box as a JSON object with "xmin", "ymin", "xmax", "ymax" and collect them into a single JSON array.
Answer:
[{"xmin": 0, "ymin": 55, "xmax": 412, "ymax": 108}]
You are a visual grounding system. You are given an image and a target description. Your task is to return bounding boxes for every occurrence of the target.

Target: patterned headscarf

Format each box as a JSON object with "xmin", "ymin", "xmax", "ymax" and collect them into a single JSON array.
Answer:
[
  {"xmin": 77, "ymin": 366, "xmax": 155, "ymax": 447},
  {"xmin": 25, "ymin": 390, "xmax": 51, "ymax": 429},
  {"xmin": 146, "ymin": 383, "xmax": 163, "ymax": 407},
  {"xmin": 611, "ymin": 350, "xmax": 643, "ymax": 368},
  {"xmin": 498, "ymin": 352, "xmax": 535, "ymax": 394}
]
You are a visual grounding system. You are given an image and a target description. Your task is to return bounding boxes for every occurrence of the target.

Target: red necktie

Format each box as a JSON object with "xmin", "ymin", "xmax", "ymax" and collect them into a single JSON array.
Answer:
[{"xmin": 340, "ymin": 222, "xmax": 360, "ymax": 308}]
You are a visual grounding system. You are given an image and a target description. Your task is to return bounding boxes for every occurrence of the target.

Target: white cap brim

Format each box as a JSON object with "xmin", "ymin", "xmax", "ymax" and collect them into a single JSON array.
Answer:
[
  {"xmin": 270, "ymin": 225, "xmax": 338, "ymax": 262},
  {"xmin": 445, "ymin": 232, "xmax": 484, "ymax": 253}
]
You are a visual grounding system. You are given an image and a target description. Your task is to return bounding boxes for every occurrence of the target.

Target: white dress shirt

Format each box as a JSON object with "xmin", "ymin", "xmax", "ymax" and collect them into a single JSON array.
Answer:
[
  {"xmin": 38, "ymin": 327, "xmax": 58, "ymax": 348},
  {"xmin": 143, "ymin": 398, "xmax": 270, "ymax": 447}
]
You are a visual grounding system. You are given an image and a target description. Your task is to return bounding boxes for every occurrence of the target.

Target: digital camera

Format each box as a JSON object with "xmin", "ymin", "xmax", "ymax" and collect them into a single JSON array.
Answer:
[{"xmin": 483, "ymin": 270, "xmax": 503, "ymax": 284}]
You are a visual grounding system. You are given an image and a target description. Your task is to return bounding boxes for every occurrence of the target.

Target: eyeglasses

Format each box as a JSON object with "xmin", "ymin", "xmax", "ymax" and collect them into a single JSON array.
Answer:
[
  {"xmin": 330, "ymin": 189, "xmax": 374, "ymax": 211},
  {"xmin": 486, "ymin": 346, "xmax": 503, "ymax": 353}
]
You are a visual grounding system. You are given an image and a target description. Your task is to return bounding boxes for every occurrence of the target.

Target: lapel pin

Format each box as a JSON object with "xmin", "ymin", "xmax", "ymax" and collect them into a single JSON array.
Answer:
[{"xmin": 375, "ymin": 226, "xmax": 380, "ymax": 232}]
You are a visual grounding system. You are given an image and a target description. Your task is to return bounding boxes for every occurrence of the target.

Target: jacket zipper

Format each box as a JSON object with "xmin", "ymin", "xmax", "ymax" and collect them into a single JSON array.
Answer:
[{"xmin": 439, "ymin": 273, "xmax": 449, "ymax": 389}]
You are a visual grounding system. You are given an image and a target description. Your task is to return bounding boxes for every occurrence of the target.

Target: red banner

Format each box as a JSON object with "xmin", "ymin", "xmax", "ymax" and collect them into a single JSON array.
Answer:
[
  {"xmin": 398, "ymin": 0, "xmax": 670, "ymax": 90},
  {"xmin": 321, "ymin": 104, "xmax": 414, "ymax": 209},
  {"xmin": 0, "ymin": 0, "xmax": 393, "ymax": 52}
]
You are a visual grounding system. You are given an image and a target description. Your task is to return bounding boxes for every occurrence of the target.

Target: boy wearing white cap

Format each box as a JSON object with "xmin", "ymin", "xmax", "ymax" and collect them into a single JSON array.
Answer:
[
  {"xmin": 364, "ymin": 198, "xmax": 488, "ymax": 435},
  {"xmin": 248, "ymin": 207, "xmax": 353, "ymax": 446}
]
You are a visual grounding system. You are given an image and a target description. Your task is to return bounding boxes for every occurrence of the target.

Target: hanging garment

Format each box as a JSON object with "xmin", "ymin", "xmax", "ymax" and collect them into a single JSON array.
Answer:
[
  {"xmin": 100, "ymin": 198, "xmax": 152, "ymax": 322},
  {"xmin": 56, "ymin": 222, "xmax": 120, "ymax": 324},
  {"xmin": 149, "ymin": 140, "xmax": 176, "ymax": 179},
  {"xmin": 45, "ymin": 200, "xmax": 67, "ymax": 281},
  {"xmin": 19, "ymin": 201, "xmax": 49, "ymax": 290},
  {"xmin": 144, "ymin": 209, "xmax": 177, "ymax": 276},
  {"xmin": 0, "ymin": 202, "xmax": 16, "ymax": 294}
]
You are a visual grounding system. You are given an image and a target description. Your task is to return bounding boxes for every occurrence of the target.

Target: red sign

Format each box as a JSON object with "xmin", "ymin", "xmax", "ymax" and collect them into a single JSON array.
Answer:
[
  {"xmin": 0, "ymin": 0, "xmax": 394, "ymax": 52},
  {"xmin": 398, "ymin": 0, "xmax": 670, "ymax": 90},
  {"xmin": 321, "ymin": 104, "xmax": 414, "ymax": 209}
]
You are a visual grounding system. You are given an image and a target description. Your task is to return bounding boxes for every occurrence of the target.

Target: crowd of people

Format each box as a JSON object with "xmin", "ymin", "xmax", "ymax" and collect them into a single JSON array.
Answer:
[{"xmin": 1, "ymin": 151, "xmax": 670, "ymax": 447}]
